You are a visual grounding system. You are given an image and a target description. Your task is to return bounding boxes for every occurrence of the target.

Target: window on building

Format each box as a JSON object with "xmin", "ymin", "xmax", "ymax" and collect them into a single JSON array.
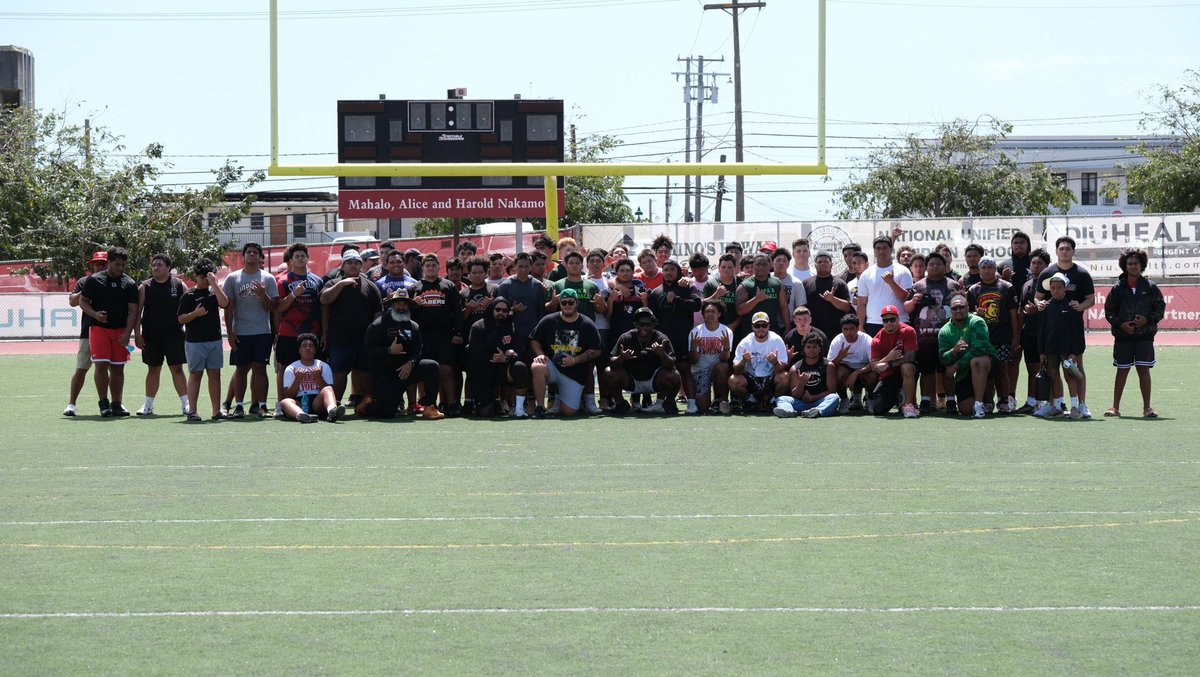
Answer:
[
  {"xmin": 249, "ymin": 213, "xmax": 264, "ymax": 230},
  {"xmin": 409, "ymin": 104, "xmax": 427, "ymax": 131},
  {"xmin": 388, "ymin": 218, "xmax": 405, "ymax": 239},
  {"xmin": 207, "ymin": 212, "xmax": 220, "ymax": 226},
  {"xmin": 1081, "ymin": 172, "xmax": 1098, "ymax": 206},
  {"xmin": 526, "ymin": 115, "xmax": 557, "ymax": 141},
  {"xmin": 1052, "ymin": 172, "xmax": 1068, "ymax": 187},
  {"xmin": 344, "ymin": 116, "xmax": 375, "ymax": 142},
  {"xmin": 345, "ymin": 161, "xmax": 375, "ymax": 188},
  {"xmin": 527, "ymin": 175, "xmax": 545, "ymax": 187},
  {"xmin": 454, "ymin": 103, "xmax": 472, "ymax": 130},
  {"xmin": 1126, "ymin": 183, "xmax": 1143, "ymax": 205},
  {"xmin": 292, "ymin": 213, "xmax": 307, "ymax": 241}
]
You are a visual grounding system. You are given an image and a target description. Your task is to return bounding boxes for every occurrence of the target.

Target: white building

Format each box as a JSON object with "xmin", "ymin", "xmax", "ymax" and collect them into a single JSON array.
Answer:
[
  {"xmin": 209, "ymin": 192, "xmax": 341, "ymax": 246},
  {"xmin": 996, "ymin": 136, "xmax": 1186, "ymax": 216}
]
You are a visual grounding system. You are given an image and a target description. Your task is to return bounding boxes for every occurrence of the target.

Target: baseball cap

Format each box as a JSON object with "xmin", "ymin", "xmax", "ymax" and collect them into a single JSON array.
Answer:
[
  {"xmin": 404, "ymin": 248, "xmax": 422, "ymax": 259},
  {"xmin": 760, "ymin": 241, "xmax": 778, "ymax": 253},
  {"xmin": 361, "ymin": 248, "xmax": 380, "ymax": 261},
  {"xmin": 89, "ymin": 251, "xmax": 108, "ymax": 264},
  {"xmin": 633, "ymin": 307, "xmax": 656, "ymax": 323},
  {"xmin": 979, "ymin": 257, "xmax": 997, "ymax": 268},
  {"xmin": 751, "ymin": 311, "xmax": 770, "ymax": 325},
  {"xmin": 559, "ymin": 288, "xmax": 579, "ymax": 300},
  {"xmin": 880, "ymin": 305, "xmax": 900, "ymax": 318},
  {"xmin": 342, "ymin": 251, "xmax": 363, "ymax": 263},
  {"xmin": 387, "ymin": 287, "xmax": 411, "ymax": 303}
]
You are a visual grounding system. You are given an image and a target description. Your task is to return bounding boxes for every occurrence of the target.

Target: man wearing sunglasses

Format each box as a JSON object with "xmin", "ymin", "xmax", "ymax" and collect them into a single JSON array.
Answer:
[
  {"xmin": 938, "ymin": 290, "xmax": 998, "ymax": 418},
  {"xmin": 529, "ymin": 288, "xmax": 603, "ymax": 418},
  {"xmin": 868, "ymin": 305, "xmax": 920, "ymax": 418},
  {"xmin": 729, "ymin": 311, "xmax": 789, "ymax": 413},
  {"xmin": 607, "ymin": 307, "xmax": 681, "ymax": 415}
]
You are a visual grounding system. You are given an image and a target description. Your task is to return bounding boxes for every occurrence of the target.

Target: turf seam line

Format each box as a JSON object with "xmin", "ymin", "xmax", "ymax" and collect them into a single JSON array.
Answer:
[{"xmin": 3, "ymin": 606, "xmax": 1200, "ymax": 620}]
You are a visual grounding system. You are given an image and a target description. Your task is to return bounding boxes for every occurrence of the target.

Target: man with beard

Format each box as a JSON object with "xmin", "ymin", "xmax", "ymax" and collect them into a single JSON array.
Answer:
[
  {"xmin": 868, "ymin": 305, "xmax": 920, "ymax": 418},
  {"xmin": 904, "ymin": 252, "xmax": 960, "ymax": 413},
  {"xmin": 358, "ymin": 288, "xmax": 444, "ymax": 420},
  {"xmin": 647, "ymin": 260, "xmax": 700, "ymax": 413},
  {"xmin": 939, "ymin": 291, "xmax": 997, "ymax": 419},
  {"xmin": 467, "ymin": 297, "xmax": 531, "ymax": 418},
  {"xmin": 63, "ymin": 251, "xmax": 110, "ymax": 417},
  {"xmin": 497, "ymin": 252, "xmax": 547, "ymax": 358},
  {"xmin": 607, "ymin": 307, "xmax": 681, "ymax": 415},
  {"xmin": 801, "ymin": 251, "xmax": 852, "ymax": 354},
  {"xmin": 529, "ymin": 288, "xmax": 603, "ymax": 418},
  {"xmin": 735, "ymin": 253, "xmax": 788, "ymax": 345},
  {"xmin": 1001, "ymin": 230, "xmax": 1034, "ymax": 399},
  {"xmin": 968, "ymin": 258, "xmax": 1019, "ymax": 413},
  {"xmin": 729, "ymin": 311, "xmax": 789, "ymax": 413}
]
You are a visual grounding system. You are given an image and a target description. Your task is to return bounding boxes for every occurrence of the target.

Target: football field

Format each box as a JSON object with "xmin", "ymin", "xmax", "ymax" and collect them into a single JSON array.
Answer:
[{"xmin": 1, "ymin": 349, "xmax": 1198, "ymax": 674}]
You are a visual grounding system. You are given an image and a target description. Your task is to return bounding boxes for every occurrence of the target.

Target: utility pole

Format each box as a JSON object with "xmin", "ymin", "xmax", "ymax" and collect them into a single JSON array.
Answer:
[
  {"xmin": 714, "ymin": 154, "xmax": 728, "ymax": 222},
  {"xmin": 665, "ymin": 160, "xmax": 672, "ymax": 223},
  {"xmin": 705, "ymin": 0, "xmax": 764, "ymax": 221},
  {"xmin": 693, "ymin": 57, "xmax": 725, "ymax": 223},
  {"xmin": 672, "ymin": 57, "xmax": 693, "ymax": 221}
]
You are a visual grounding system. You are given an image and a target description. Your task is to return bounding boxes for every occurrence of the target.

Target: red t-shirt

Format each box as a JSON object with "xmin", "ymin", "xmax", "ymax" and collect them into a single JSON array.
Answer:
[
  {"xmin": 870, "ymin": 323, "xmax": 918, "ymax": 379},
  {"xmin": 636, "ymin": 270, "xmax": 664, "ymax": 291}
]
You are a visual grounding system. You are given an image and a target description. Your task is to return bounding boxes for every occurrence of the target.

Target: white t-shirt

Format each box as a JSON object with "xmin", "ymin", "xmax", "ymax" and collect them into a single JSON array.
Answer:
[
  {"xmin": 734, "ymin": 332, "xmax": 787, "ymax": 378},
  {"xmin": 826, "ymin": 332, "xmax": 872, "ymax": 369},
  {"xmin": 283, "ymin": 359, "xmax": 333, "ymax": 397},
  {"xmin": 587, "ymin": 275, "xmax": 611, "ymax": 330},
  {"xmin": 857, "ymin": 262, "xmax": 913, "ymax": 324},
  {"xmin": 688, "ymin": 323, "xmax": 733, "ymax": 364},
  {"xmin": 788, "ymin": 266, "xmax": 813, "ymax": 285}
]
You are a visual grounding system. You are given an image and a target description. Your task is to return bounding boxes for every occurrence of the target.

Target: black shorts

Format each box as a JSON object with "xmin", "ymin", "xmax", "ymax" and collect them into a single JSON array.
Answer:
[
  {"xmin": 275, "ymin": 335, "xmax": 301, "ymax": 367},
  {"xmin": 328, "ymin": 344, "xmax": 369, "ymax": 373},
  {"xmin": 141, "ymin": 334, "xmax": 185, "ymax": 367},
  {"xmin": 422, "ymin": 332, "xmax": 456, "ymax": 365},
  {"xmin": 951, "ymin": 355, "xmax": 1000, "ymax": 401},
  {"xmin": 667, "ymin": 334, "xmax": 691, "ymax": 366},
  {"xmin": 993, "ymin": 343, "xmax": 1014, "ymax": 364},
  {"xmin": 915, "ymin": 341, "xmax": 944, "ymax": 376},
  {"xmin": 1021, "ymin": 335, "xmax": 1040, "ymax": 364},
  {"xmin": 230, "ymin": 333, "xmax": 272, "ymax": 367},
  {"xmin": 1113, "ymin": 340, "xmax": 1155, "ymax": 369},
  {"xmin": 872, "ymin": 371, "xmax": 904, "ymax": 413}
]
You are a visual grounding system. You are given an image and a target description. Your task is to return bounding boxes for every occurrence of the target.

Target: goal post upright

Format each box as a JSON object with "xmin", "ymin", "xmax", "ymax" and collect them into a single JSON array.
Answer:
[{"xmin": 266, "ymin": 0, "xmax": 828, "ymax": 236}]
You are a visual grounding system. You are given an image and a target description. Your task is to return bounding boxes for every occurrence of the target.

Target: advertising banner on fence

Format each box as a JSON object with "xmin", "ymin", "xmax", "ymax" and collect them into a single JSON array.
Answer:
[{"xmin": 1045, "ymin": 214, "xmax": 1200, "ymax": 278}]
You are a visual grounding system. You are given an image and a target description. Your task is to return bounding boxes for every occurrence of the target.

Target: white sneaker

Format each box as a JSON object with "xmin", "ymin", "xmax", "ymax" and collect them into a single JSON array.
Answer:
[
  {"xmin": 838, "ymin": 398, "xmax": 851, "ymax": 415},
  {"xmin": 1033, "ymin": 402, "xmax": 1054, "ymax": 418},
  {"xmin": 800, "ymin": 408, "xmax": 822, "ymax": 419},
  {"xmin": 973, "ymin": 402, "xmax": 986, "ymax": 419},
  {"xmin": 62, "ymin": 404, "xmax": 77, "ymax": 417},
  {"xmin": 1069, "ymin": 405, "xmax": 1082, "ymax": 420},
  {"xmin": 583, "ymin": 398, "xmax": 602, "ymax": 415},
  {"xmin": 718, "ymin": 400, "xmax": 732, "ymax": 415},
  {"xmin": 274, "ymin": 402, "xmax": 285, "ymax": 419},
  {"xmin": 135, "ymin": 404, "xmax": 153, "ymax": 416},
  {"xmin": 1079, "ymin": 403, "xmax": 1091, "ymax": 419},
  {"xmin": 641, "ymin": 401, "xmax": 665, "ymax": 414},
  {"xmin": 773, "ymin": 406, "xmax": 797, "ymax": 418},
  {"xmin": 546, "ymin": 401, "xmax": 562, "ymax": 416},
  {"xmin": 181, "ymin": 400, "xmax": 190, "ymax": 416}
]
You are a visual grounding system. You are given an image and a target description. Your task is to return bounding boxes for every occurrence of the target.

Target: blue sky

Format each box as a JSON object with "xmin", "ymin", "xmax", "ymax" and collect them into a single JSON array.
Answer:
[{"xmin": 6, "ymin": 0, "xmax": 1198, "ymax": 221}]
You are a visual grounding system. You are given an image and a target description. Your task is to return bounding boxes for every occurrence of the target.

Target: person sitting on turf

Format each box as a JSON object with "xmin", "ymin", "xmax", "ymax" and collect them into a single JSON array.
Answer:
[
  {"xmin": 279, "ymin": 332, "xmax": 343, "ymax": 423},
  {"xmin": 774, "ymin": 333, "xmax": 841, "ymax": 418},
  {"xmin": 729, "ymin": 311, "xmax": 789, "ymax": 413},
  {"xmin": 939, "ymin": 290, "xmax": 998, "ymax": 419},
  {"xmin": 466, "ymin": 297, "xmax": 531, "ymax": 418},
  {"xmin": 1103, "ymin": 247, "xmax": 1165, "ymax": 419},
  {"xmin": 607, "ymin": 307, "xmax": 681, "ymax": 415},
  {"xmin": 689, "ymin": 299, "xmax": 734, "ymax": 414},
  {"xmin": 868, "ymin": 304, "xmax": 920, "ymax": 418},
  {"xmin": 357, "ymin": 288, "xmax": 444, "ymax": 420},
  {"xmin": 827, "ymin": 313, "xmax": 876, "ymax": 414}
]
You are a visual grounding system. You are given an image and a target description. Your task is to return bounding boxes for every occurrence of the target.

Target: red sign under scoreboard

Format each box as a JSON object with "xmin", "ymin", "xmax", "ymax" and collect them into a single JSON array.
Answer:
[{"xmin": 339, "ymin": 189, "xmax": 567, "ymax": 219}]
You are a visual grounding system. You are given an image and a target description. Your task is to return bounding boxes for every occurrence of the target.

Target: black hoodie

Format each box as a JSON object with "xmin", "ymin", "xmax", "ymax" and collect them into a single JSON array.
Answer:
[{"xmin": 467, "ymin": 298, "xmax": 520, "ymax": 368}]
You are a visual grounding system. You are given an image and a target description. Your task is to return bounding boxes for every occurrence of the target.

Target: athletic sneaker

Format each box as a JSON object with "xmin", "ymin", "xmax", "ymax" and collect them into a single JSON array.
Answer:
[
  {"xmin": 1033, "ymin": 402, "xmax": 1055, "ymax": 418},
  {"xmin": 532, "ymin": 405, "xmax": 547, "ymax": 419},
  {"xmin": 111, "ymin": 403, "xmax": 130, "ymax": 417},
  {"xmin": 662, "ymin": 399, "xmax": 679, "ymax": 415},
  {"xmin": 327, "ymin": 404, "xmax": 345, "ymax": 423},
  {"xmin": 773, "ymin": 406, "xmax": 797, "ymax": 418},
  {"xmin": 800, "ymin": 408, "xmax": 822, "ymax": 419},
  {"xmin": 973, "ymin": 402, "xmax": 985, "ymax": 419},
  {"xmin": 1079, "ymin": 403, "xmax": 1092, "ymax": 419},
  {"xmin": 1069, "ymin": 405, "xmax": 1082, "ymax": 420},
  {"xmin": 248, "ymin": 403, "xmax": 262, "ymax": 417},
  {"xmin": 641, "ymin": 401, "xmax": 665, "ymax": 414},
  {"xmin": 1015, "ymin": 403, "xmax": 1036, "ymax": 415},
  {"xmin": 135, "ymin": 404, "xmax": 153, "ymax": 416},
  {"xmin": 63, "ymin": 404, "xmax": 77, "ymax": 417},
  {"xmin": 274, "ymin": 403, "xmax": 285, "ymax": 419},
  {"xmin": 848, "ymin": 394, "xmax": 863, "ymax": 411},
  {"xmin": 99, "ymin": 399, "xmax": 112, "ymax": 417},
  {"xmin": 229, "ymin": 404, "xmax": 246, "ymax": 419},
  {"xmin": 918, "ymin": 400, "xmax": 931, "ymax": 415},
  {"xmin": 901, "ymin": 403, "xmax": 919, "ymax": 419},
  {"xmin": 944, "ymin": 399, "xmax": 959, "ymax": 416},
  {"xmin": 583, "ymin": 398, "xmax": 603, "ymax": 415},
  {"xmin": 612, "ymin": 398, "xmax": 632, "ymax": 415},
  {"xmin": 717, "ymin": 400, "xmax": 732, "ymax": 415},
  {"xmin": 685, "ymin": 403, "xmax": 699, "ymax": 415},
  {"xmin": 296, "ymin": 412, "xmax": 317, "ymax": 423},
  {"xmin": 838, "ymin": 398, "xmax": 850, "ymax": 415},
  {"xmin": 546, "ymin": 401, "xmax": 561, "ymax": 416},
  {"xmin": 997, "ymin": 400, "xmax": 1014, "ymax": 414}
]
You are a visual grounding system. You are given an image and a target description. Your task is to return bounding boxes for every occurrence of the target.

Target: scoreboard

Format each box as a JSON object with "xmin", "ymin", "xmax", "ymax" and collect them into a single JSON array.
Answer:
[{"xmin": 336, "ymin": 97, "xmax": 566, "ymax": 219}]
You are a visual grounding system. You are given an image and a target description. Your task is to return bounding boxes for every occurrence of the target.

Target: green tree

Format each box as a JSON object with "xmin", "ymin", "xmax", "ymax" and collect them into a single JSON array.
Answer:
[
  {"xmin": 0, "ymin": 105, "xmax": 263, "ymax": 282},
  {"xmin": 409, "ymin": 130, "xmax": 633, "ymax": 237},
  {"xmin": 1124, "ymin": 69, "xmax": 1200, "ymax": 213},
  {"xmin": 834, "ymin": 118, "xmax": 1074, "ymax": 219}
]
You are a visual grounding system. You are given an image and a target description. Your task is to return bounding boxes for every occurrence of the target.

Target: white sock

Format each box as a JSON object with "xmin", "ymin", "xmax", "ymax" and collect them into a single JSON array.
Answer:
[
  {"xmin": 1026, "ymin": 396, "xmax": 1037, "ymax": 406},
  {"xmin": 1054, "ymin": 397, "xmax": 1064, "ymax": 408},
  {"xmin": 1070, "ymin": 396, "xmax": 1080, "ymax": 408},
  {"xmin": 921, "ymin": 396, "xmax": 931, "ymax": 403},
  {"xmin": 515, "ymin": 395, "xmax": 526, "ymax": 411},
  {"xmin": 236, "ymin": 401, "xmax": 245, "ymax": 408},
  {"xmin": 144, "ymin": 396, "xmax": 154, "ymax": 409},
  {"xmin": 180, "ymin": 395, "xmax": 189, "ymax": 407}
]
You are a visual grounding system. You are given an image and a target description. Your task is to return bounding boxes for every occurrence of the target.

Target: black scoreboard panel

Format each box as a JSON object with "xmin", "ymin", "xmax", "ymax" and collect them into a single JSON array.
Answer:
[{"xmin": 336, "ymin": 99, "xmax": 565, "ymax": 190}]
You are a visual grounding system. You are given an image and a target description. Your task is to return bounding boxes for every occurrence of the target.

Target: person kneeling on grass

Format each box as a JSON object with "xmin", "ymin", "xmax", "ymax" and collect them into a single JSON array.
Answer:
[
  {"xmin": 607, "ymin": 307, "xmax": 681, "ymax": 415},
  {"xmin": 279, "ymin": 333, "xmax": 344, "ymax": 424},
  {"xmin": 774, "ymin": 333, "xmax": 841, "ymax": 418},
  {"xmin": 1103, "ymin": 247, "xmax": 1165, "ymax": 419},
  {"xmin": 938, "ymin": 290, "xmax": 997, "ymax": 419}
]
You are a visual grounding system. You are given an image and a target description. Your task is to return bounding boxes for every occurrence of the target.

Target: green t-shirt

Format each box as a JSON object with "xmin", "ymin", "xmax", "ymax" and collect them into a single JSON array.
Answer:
[
  {"xmin": 549, "ymin": 277, "xmax": 601, "ymax": 320},
  {"xmin": 937, "ymin": 314, "xmax": 997, "ymax": 380},
  {"xmin": 702, "ymin": 276, "xmax": 740, "ymax": 327}
]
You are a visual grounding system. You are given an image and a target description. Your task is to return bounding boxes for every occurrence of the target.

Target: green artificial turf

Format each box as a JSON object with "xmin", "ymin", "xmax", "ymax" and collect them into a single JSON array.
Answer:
[{"xmin": 1, "ymin": 349, "xmax": 1198, "ymax": 675}]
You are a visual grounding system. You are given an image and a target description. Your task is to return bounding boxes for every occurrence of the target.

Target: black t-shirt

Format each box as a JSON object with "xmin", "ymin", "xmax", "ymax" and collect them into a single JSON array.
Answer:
[
  {"xmin": 73, "ymin": 276, "xmax": 92, "ymax": 339},
  {"xmin": 739, "ymin": 275, "xmax": 784, "ymax": 329},
  {"xmin": 607, "ymin": 280, "xmax": 647, "ymax": 347},
  {"xmin": 967, "ymin": 278, "xmax": 1018, "ymax": 345},
  {"xmin": 461, "ymin": 283, "xmax": 497, "ymax": 330},
  {"xmin": 961, "ymin": 271, "xmax": 982, "ymax": 287},
  {"xmin": 908, "ymin": 276, "xmax": 960, "ymax": 346},
  {"xmin": 1001, "ymin": 254, "xmax": 1032, "ymax": 293},
  {"xmin": 1036, "ymin": 262, "xmax": 1095, "ymax": 305},
  {"xmin": 801, "ymin": 275, "xmax": 851, "ymax": 343},
  {"xmin": 1020, "ymin": 278, "xmax": 1040, "ymax": 339},
  {"xmin": 177, "ymin": 287, "xmax": 222, "ymax": 343},
  {"xmin": 322, "ymin": 274, "xmax": 382, "ymax": 347},
  {"xmin": 612, "ymin": 328, "xmax": 675, "ymax": 382},
  {"xmin": 81, "ymin": 271, "xmax": 139, "ymax": 329},
  {"xmin": 412, "ymin": 277, "xmax": 463, "ymax": 337},
  {"xmin": 140, "ymin": 276, "xmax": 186, "ymax": 339},
  {"xmin": 783, "ymin": 327, "xmax": 828, "ymax": 367},
  {"xmin": 648, "ymin": 283, "xmax": 700, "ymax": 345},
  {"xmin": 530, "ymin": 312, "xmax": 601, "ymax": 386},
  {"xmin": 793, "ymin": 356, "xmax": 831, "ymax": 397}
]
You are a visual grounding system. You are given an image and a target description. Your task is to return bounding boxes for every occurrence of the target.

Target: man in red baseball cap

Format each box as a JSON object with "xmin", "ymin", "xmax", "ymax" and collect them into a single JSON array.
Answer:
[
  {"xmin": 868, "ymin": 304, "xmax": 920, "ymax": 417},
  {"xmin": 63, "ymin": 251, "xmax": 109, "ymax": 416}
]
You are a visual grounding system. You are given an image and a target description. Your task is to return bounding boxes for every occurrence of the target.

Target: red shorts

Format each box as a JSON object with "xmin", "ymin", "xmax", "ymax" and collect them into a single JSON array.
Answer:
[{"xmin": 89, "ymin": 326, "xmax": 129, "ymax": 365}]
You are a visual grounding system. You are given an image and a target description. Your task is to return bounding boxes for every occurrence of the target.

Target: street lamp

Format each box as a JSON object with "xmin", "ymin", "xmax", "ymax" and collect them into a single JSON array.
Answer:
[{"xmin": 634, "ymin": 207, "xmax": 644, "ymax": 222}]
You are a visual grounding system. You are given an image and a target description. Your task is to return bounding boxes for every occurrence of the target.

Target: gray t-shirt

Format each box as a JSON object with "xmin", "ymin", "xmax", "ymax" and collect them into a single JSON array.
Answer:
[{"xmin": 222, "ymin": 269, "xmax": 279, "ymax": 336}]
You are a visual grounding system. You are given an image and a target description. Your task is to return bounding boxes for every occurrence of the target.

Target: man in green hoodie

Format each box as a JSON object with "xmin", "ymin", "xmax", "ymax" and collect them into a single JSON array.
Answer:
[{"xmin": 938, "ymin": 290, "xmax": 997, "ymax": 419}]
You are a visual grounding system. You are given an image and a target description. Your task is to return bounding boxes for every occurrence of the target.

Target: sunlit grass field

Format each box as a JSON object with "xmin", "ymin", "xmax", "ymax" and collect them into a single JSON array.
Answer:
[{"xmin": 1, "ymin": 349, "xmax": 1198, "ymax": 674}]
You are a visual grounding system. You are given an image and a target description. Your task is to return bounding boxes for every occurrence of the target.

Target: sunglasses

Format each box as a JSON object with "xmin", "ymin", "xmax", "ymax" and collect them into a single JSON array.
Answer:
[
  {"xmin": 881, "ymin": 317, "xmax": 899, "ymax": 324},
  {"xmin": 493, "ymin": 307, "xmax": 510, "ymax": 312},
  {"xmin": 636, "ymin": 321, "xmax": 655, "ymax": 327},
  {"xmin": 753, "ymin": 323, "xmax": 770, "ymax": 329},
  {"xmin": 559, "ymin": 299, "xmax": 577, "ymax": 306},
  {"xmin": 950, "ymin": 305, "xmax": 969, "ymax": 310}
]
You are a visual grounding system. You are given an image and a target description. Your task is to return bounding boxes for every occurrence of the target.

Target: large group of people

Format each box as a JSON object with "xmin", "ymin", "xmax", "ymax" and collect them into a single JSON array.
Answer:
[{"xmin": 65, "ymin": 230, "xmax": 1166, "ymax": 423}]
